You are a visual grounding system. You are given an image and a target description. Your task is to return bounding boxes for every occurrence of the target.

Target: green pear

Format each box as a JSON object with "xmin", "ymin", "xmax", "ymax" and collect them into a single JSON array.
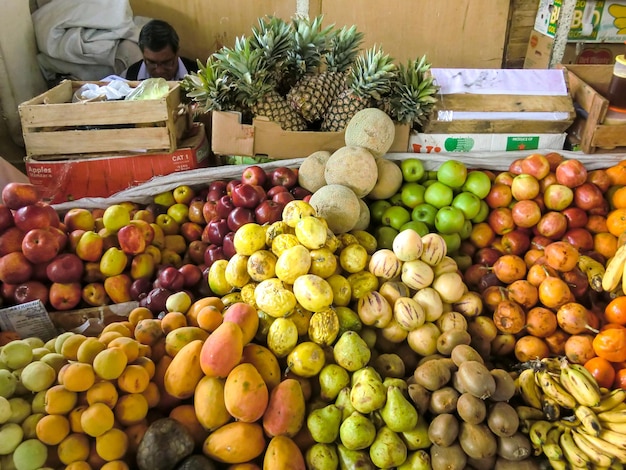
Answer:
[
  {"xmin": 372, "ymin": 353, "xmax": 406, "ymax": 379},
  {"xmin": 334, "ymin": 387, "xmax": 356, "ymax": 421},
  {"xmin": 383, "ymin": 377, "xmax": 408, "ymax": 392},
  {"xmin": 333, "ymin": 331, "xmax": 371, "ymax": 372},
  {"xmin": 380, "ymin": 385, "xmax": 418, "ymax": 433},
  {"xmin": 369, "ymin": 426, "xmax": 408, "ymax": 469},
  {"xmin": 0, "ymin": 341, "xmax": 32, "ymax": 370},
  {"xmin": 398, "ymin": 450, "xmax": 432, "ymax": 470},
  {"xmin": 0, "ymin": 370, "xmax": 17, "ymax": 398},
  {"xmin": 305, "ymin": 443, "xmax": 339, "ymax": 470},
  {"xmin": 335, "ymin": 306, "xmax": 362, "ymax": 336},
  {"xmin": 339, "ymin": 411, "xmax": 376, "ymax": 451},
  {"xmin": 337, "ymin": 443, "xmax": 375, "ymax": 470},
  {"xmin": 350, "ymin": 368, "xmax": 386, "ymax": 414},
  {"xmin": 307, "ymin": 404, "xmax": 342, "ymax": 444},
  {"xmin": 401, "ymin": 416, "xmax": 431, "ymax": 450},
  {"xmin": 319, "ymin": 364, "xmax": 350, "ymax": 402}
]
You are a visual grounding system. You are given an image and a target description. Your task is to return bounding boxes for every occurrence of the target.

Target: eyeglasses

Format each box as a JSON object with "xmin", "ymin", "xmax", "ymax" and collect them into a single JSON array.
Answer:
[{"xmin": 144, "ymin": 57, "xmax": 177, "ymax": 69}]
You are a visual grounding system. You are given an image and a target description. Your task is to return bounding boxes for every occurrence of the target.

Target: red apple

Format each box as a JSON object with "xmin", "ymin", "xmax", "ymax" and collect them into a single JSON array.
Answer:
[
  {"xmin": 188, "ymin": 200, "xmax": 206, "ymax": 225},
  {"xmin": 0, "ymin": 227, "xmax": 25, "ymax": 256},
  {"xmin": 21, "ymin": 228, "xmax": 60, "ymax": 264},
  {"xmin": 0, "ymin": 205, "xmax": 14, "ymax": 232},
  {"xmin": 46, "ymin": 253, "xmax": 84, "ymax": 283},
  {"xmin": 487, "ymin": 207, "xmax": 515, "ymax": 235},
  {"xmin": 255, "ymin": 200, "xmax": 284, "ymax": 225},
  {"xmin": 494, "ymin": 171, "xmax": 515, "ymax": 187},
  {"xmin": 226, "ymin": 179, "xmax": 241, "ymax": 196},
  {"xmin": 203, "ymin": 244, "xmax": 226, "ymax": 267},
  {"xmin": 208, "ymin": 180, "xmax": 228, "ymax": 197},
  {"xmin": 485, "ymin": 183, "xmax": 512, "ymax": 209},
  {"xmin": 511, "ymin": 174, "xmax": 540, "ymax": 201},
  {"xmin": 473, "ymin": 247, "xmax": 502, "ymax": 266},
  {"xmin": 544, "ymin": 152, "xmax": 565, "ymax": 171},
  {"xmin": 13, "ymin": 204, "xmax": 53, "ymax": 232},
  {"xmin": 13, "ymin": 280, "xmax": 49, "ymax": 305},
  {"xmin": 187, "ymin": 240, "xmax": 208, "ymax": 265},
  {"xmin": 0, "ymin": 252, "xmax": 33, "ymax": 284},
  {"xmin": 231, "ymin": 183, "xmax": 262, "ymax": 209},
  {"xmin": 539, "ymin": 172, "xmax": 558, "ymax": 193},
  {"xmin": 520, "ymin": 153, "xmax": 550, "ymax": 180},
  {"xmin": 204, "ymin": 218, "xmax": 229, "ymax": 245},
  {"xmin": 531, "ymin": 235, "xmax": 553, "ymax": 250},
  {"xmin": 140, "ymin": 287, "xmax": 173, "ymax": 314},
  {"xmin": 202, "ymin": 200, "xmax": 220, "ymax": 223},
  {"xmin": 68, "ymin": 229, "xmax": 86, "ymax": 252},
  {"xmin": 32, "ymin": 261, "xmax": 51, "ymax": 282},
  {"xmin": 1, "ymin": 283, "xmax": 17, "ymax": 302},
  {"xmin": 272, "ymin": 191, "xmax": 295, "ymax": 205},
  {"xmin": 227, "ymin": 207, "xmax": 255, "ymax": 232},
  {"xmin": 562, "ymin": 206, "xmax": 588, "ymax": 229},
  {"xmin": 511, "ymin": 200, "xmax": 542, "ymax": 229},
  {"xmin": 496, "ymin": 229, "xmax": 531, "ymax": 256},
  {"xmin": 129, "ymin": 278, "xmax": 152, "ymax": 302},
  {"xmin": 83, "ymin": 261, "xmax": 106, "ymax": 283},
  {"xmin": 1, "ymin": 182, "xmax": 40, "ymax": 210},
  {"xmin": 216, "ymin": 195, "xmax": 235, "ymax": 219},
  {"xmin": 48, "ymin": 226, "xmax": 68, "ymax": 252},
  {"xmin": 290, "ymin": 186, "xmax": 312, "ymax": 200},
  {"xmin": 179, "ymin": 263, "xmax": 202, "ymax": 288},
  {"xmin": 82, "ymin": 282, "xmax": 109, "ymax": 306},
  {"xmin": 556, "ymin": 159, "xmax": 587, "ymax": 188},
  {"xmin": 241, "ymin": 165, "xmax": 267, "ymax": 187},
  {"xmin": 588, "ymin": 198, "xmax": 610, "ymax": 217},
  {"xmin": 573, "ymin": 183, "xmax": 604, "ymax": 212},
  {"xmin": 49, "ymin": 282, "xmax": 82, "ymax": 311},
  {"xmin": 157, "ymin": 266, "xmax": 185, "ymax": 291},
  {"xmin": 117, "ymin": 224, "xmax": 147, "ymax": 255},
  {"xmin": 543, "ymin": 184, "xmax": 574, "ymax": 211},
  {"xmin": 180, "ymin": 222, "xmax": 203, "ymax": 243},
  {"xmin": 508, "ymin": 158, "xmax": 525, "ymax": 175},
  {"xmin": 586, "ymin": 169, "xmax": 611, "ymax": 193},
  {"xmin": 562, "ymin": 227, "xmax": 594, "ymax": 252},
  {"xmin": 222, "ymin": 231, "xmax": 237, "ymax": 259},
  {"xmin": 129, "ymin": 219, "xmax": 155, "ymax": 245},
  {"xmin": 536, "ymin": 211, "xmax": 568, "ymax": 240},
  {"xmin": 267, "ymin": 186, "xmax": 289, "ymax": 199},
  {"xmin": 269, "ymin": 167, "xmax": 297, "ymax": 188}
]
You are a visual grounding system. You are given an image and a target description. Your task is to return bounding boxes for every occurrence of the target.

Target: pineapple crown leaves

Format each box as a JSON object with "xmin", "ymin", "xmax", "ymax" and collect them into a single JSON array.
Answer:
[
  {"xmin": 286, "ymin": 15, "xmax": 335, "ymax": 77},
  {"xmin": 181, "ymin": 56, "xmax": 233, "ymax": 111},
  {"xmin": 250, "ymin": 16, "xmax": 294, "ymax": 73},
  {"xmin": 213, "ymin": 36, "xmax": 276, "ymax": 107},
  {"xmin": 324, "ymin": 25, "xmax": 365, "ymax": 73},
  {"xmin": 348, "ymin": 45, "xmax": 398, "ymax": 101}
]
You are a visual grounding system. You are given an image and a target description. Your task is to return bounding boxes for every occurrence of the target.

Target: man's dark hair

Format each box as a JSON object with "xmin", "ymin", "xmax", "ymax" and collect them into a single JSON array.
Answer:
[{"xmin": 138, "ymin": 20, "xmax": 180, "ymax": 54}]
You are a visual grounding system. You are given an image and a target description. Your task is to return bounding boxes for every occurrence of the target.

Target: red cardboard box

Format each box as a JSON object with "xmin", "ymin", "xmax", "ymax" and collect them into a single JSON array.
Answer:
[{"xmin": 25, "ymin": 124, "xmax": 209, "ymax": 204}]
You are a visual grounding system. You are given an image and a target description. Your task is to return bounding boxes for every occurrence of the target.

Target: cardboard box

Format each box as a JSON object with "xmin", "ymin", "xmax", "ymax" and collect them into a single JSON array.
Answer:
[
  {"xmin": 25, "ymin": 124, "xmax": 209, "ymax": 204},
  {"xmin": 423, "ymin": 68, "xmax": 576, "ymax": 134},
  {"xmin": 211, "ymin": 111, "xmax": 411, "ymax": 160},
  {"xmin": 19, "ymin": 80, "xmax": 189, "ymax": 158},
  {"xmin": 562, "ymin": 64, "xmax": 626, "ymax": 153},
  {"xmin": 409, "ymin": 133, "xmax": 566, "ymax": 154}
]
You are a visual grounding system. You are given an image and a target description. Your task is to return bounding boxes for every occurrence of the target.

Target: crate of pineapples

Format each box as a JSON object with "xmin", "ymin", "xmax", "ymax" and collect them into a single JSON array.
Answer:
[{"xmin": 181, "ymin": 15, "xmax": 439, "ymax": 161}]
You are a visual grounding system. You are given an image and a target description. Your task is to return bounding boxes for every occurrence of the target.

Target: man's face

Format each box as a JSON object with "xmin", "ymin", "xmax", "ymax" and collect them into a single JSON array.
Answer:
[{"xmin": 143, "ymin": 46, "xmax": 178, "ymax": 80}]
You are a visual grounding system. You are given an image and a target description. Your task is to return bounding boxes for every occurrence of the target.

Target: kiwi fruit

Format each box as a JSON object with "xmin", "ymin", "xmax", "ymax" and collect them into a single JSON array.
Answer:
[
  {"xmin": 456, "ymin": 392, "xmax": 487, "ymax": 424},
  {"xmin": 430, "ymin": 442, "xmax": 467, "ymax": 470},
  {"xmin": 497, "ymin": 432, "xmax": 533, "ymax": 461},
  {"xmin": 413, "ymin": 359, "xmax": 452, "ymax": 391},
  {"xmin": 489, "ymin": 369, "xmax": 517, "ymax": 402},
  {"xmin": 456, "ymin": 360, "xmax": 497, "ymax": 400},
  {"xmin": 459, "ymin": 422, "xmax": 498, "ymax": 460},
  {"xmin": 436, "ymin": 328, "xmax": 472, "ymax": 356},
  {"xmin": 407, "ymin": 383, "xmax": 431, "ymax": 415},
  {"xmin": 428, "ymin": 413, "xmax": 460, "ymax": 447},
  {"xmin": 429, "ymin": 386, "xmax": 460, "ymax": 415},
  {"xmin": 451, "ymin": 344, "xmax": 485, "ymax": 367},
  {"xmin": 487, "ymin": 402, "xmax": 520, "ymax": 438}
]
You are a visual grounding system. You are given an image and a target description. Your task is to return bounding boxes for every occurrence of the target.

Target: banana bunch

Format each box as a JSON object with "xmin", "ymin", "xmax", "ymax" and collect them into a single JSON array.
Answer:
[
  {"xmin": 601, "ymin": 243, "xmax": 626, "ymax": 293},
  {"xmin": 517, "ymin": 357, "xmax": 626, "ymax": 467},
  {"xmin": 578, "ymin": 254, "xmax": 606, "ymax": 293}
]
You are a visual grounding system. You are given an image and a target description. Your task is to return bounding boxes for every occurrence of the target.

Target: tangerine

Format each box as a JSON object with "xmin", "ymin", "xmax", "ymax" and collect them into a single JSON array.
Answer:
[
  {"xmin": 614, "ymin": 368, "xmax": 626, "ymax": 390},
  {"xmin": 606, "ymin": 159, "xmax": 626, "ymax": 186},
  {"xmin": 606, "ymin": 208, "xmax": 626, "ymax": 237},
  {"xmin": 611, "ymin": 186, "xmax": 626, "ymax": 209},
  {"xmin": 584, "ymin": 356, "xmax": 616, "ymax": 389},
  {"xmin": 594, "ymin": 232, "xmax": 618, "ymax": 260},
  {"xmin": 593, "ymin": 328, "xmax": 626, "ymax": 362},
  {"xmin": 604, "ymin": 296, "xmax": 626, "ymax": 326}
]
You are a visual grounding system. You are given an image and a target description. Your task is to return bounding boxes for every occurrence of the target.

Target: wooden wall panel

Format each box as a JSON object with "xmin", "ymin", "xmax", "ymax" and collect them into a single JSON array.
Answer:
[
  {"xmin": 504, "ymin": 0, "xmax": 539, "ymax": 68},
  {"xmin": 129, "ymin": 0, "xmax": 511, "ymax": 69}
]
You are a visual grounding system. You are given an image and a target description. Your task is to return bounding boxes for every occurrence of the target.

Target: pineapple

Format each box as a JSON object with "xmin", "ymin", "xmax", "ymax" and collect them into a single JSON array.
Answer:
[
  {"xmin": 287, "ymin": 25, "xmax": 365, "ymax": 123},
  {"xmin": 279, "ymin": 15, "xmax": 334, "ymax": 96},
  {"xmin": 215, "ymin": 36, "xmax": 307, "ymax": 131},
  {"xmin": 250, "ymin": 16, "xmax": 294, "ymax": 90},
  {"xmin": 181, "ymin": 56, "xmax": 234, "ymax": 112},
  {"xmin": 378, "ymin": 55, "xmax": 439, "ymax": 131},
  {"xmin": 321, "ymin": 46, "xmax": 397, "ymax": 132}
]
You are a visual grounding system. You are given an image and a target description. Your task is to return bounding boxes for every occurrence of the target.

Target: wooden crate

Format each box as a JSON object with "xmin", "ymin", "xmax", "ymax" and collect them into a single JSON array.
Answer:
[
  {"xmin": 18, "ymin": 80, "xmax": 188, "ymax": 158},
  {"xmin": 563, "ymin": 64, "xmax": 626, "ymax": 154}
]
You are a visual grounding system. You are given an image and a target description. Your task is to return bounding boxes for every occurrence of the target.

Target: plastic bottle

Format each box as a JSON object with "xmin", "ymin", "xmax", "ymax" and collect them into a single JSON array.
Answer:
[{"xmin": 608, "ymin": 45, "xmax": 626, "ymax": 111}]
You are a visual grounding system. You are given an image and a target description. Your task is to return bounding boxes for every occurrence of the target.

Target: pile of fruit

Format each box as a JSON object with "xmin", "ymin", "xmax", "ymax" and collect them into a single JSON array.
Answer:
[{"xmin": 4, "ymin": 106, "xmax": 626, "ymax": 469}]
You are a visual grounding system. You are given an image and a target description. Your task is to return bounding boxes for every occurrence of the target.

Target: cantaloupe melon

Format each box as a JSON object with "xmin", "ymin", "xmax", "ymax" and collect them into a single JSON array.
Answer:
[
  {"xmin": 344, "ymin": 108, "xmax": 396, "ymax": 158},
  {"xmin": 352, "ymin": 199, "xmax": 371, "ymax": 232},
  {"xmin": 309, "ymin": 185, "xmax": 360, "ymax": 234},
  {"xmin": 324, "ymin": 146, "xmax": 378, "ymax": 198},
  {"xmin": 297, "ymin": 151, "xmax": 330, "ymax": 192},
  {"xmin": 367, "ymin": 158, "xmax": 404, "ymax": 200}
]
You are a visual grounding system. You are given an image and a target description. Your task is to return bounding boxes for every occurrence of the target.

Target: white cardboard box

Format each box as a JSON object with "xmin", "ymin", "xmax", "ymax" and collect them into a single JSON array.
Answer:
[{"xmin": 409, "ymin": 133, "xmax": 566, "ymax": 154}]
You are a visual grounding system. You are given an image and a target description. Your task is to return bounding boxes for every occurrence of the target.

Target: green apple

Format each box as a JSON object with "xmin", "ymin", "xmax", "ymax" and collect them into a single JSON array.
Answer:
[
  {"xmin": 99, "ymin": 247, "xmax": 128, "ymax": 277},
  {"xmin": 389, "ymin": 192, "xmax": 404, "ymax": 207},
  {"xmin": 400, "ymin": 158, "xmax": 425, "ymax": 182},
  {"xmin": 155, "ymin": 214, "xmax": 181, "ymax": 236},
  {"xmin": 400, "ymin": 183, "xmax": 426, "ymax": 209},
  {"xmin": 459, "ymin": 219, "xmax": 473, "ymax": 239},
  {"xmin": 75, "ymin": 231, "xmax": 104, "ymax": 262},
  {"xmin": 166, "ymin": 203, "xmax": 190, "ymax": 224},
  {"xmin": 173, "ymin": 185, "xmax": 196, "ymax": 205},
  {"xmin": 437, "ymin": 160, "xmax": 467, "ymax": 189},
  {"xmin": 411, "ymin": 203, "xmax": 438, "ymax": 228},
  {"xmin": 154, "ymin": 190, "xmax": 176, "ymax": 207},
  {"xmin": 426, "ymin": 170, "xmax": 438, "ymax": 181},
  {"xmin": 165, "ymin": 291, "xmax": 192, "ymax": 314},
  {"xmin": 435, "ymin": 206, "xmax": 465, "ymax": 234},
  {"xmin": 424, "ymin": 182, "xmax": 453, "ymax": 208},
  {"xmin": 63, "ymin": 208, "xmax": 95, "ymax": 232},
  {"xmin": 471, "ymin": 200, "xmax": 490, "ymax": 224},
  {"xmin": 369, "ymin": 200, "xmax": 392, "ymax": 225},
  {"xmin": 462, "ymin": 170, "xmax": 492, "ymax": 199},
  {"xmin": 102, "ymin": 204, "xmax": 131, "ymax": 233},
  {"xmin": 440, "ymin": 232, "xmax": 462, "ymax": 254},
  {"xmin": 374, "ymin": 226, "xmax": 399, "ymax": 250},
  {"xmin": 381, "ymin": 206, "xmax": 411, "ymax": 231},
  {"xmin": 400, "ymin": 220, "xmax": 429, "ymax": 237},
  {"xmin": 451, "ymin": 191, "xmax": 482, "ymax": 220}
]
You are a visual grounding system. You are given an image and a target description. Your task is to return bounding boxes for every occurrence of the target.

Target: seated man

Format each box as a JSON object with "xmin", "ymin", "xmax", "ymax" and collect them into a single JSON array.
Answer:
[{"xmin": 121, "ymin": 19, "xmax": 198, "ymax": 81}]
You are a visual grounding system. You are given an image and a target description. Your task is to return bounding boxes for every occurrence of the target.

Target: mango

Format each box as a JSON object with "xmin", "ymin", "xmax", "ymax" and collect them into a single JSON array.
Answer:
[
  {"xmin": 164, "ymin": 326, "xmax": 209, "ymax": 357},
  {"xmin": 262, "ymin": 379, "xmax": 306, "ymax": 438},
  {"xmin": 200, "ymin": 321, "xmax": 243, "ymax": 378},
  {"xmin": 164, "ymin": 340, "xmax": 204, "ymax": 399},
  {"xmin": 203, "ymin": 422, "xmax": 265, "ymax": 464},
  {"xmin": 263, "ymin": 435, "xmax": 306, "ymax": 470},
  {"xmin": 224, "ymin": 363, "xmax": 268, "ymax": 423},
  {"xmin": 194, "ymin": 376, "xmax": 231, "ymax": 432}
]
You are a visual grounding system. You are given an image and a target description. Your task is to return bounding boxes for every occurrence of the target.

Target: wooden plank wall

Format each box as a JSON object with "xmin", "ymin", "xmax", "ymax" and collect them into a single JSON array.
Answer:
[
  {"xmin": 504, "ymin": 0, "xmax": 540, "ymax": 68},
  {"xmin": 129, "ymin": 0, "xmax": 512, "ymax": 69}
]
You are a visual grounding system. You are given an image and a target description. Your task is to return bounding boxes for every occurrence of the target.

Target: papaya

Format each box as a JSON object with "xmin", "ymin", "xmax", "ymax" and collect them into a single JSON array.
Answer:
[
  {"xmin": 194, "ymin": 376, "xmax": 231, "ymax": 431},
  {"xmin": 263, "ymin": 435, "xmax": 306, "ymax": 470},
  {"xmin": 222, "ymin": 302, "xmax": 259, "ymax": 345},
  {"xmin": 200, "ymin": 321, "xmax": 244, "ymax": 378},
  {"xmin": 262, "ymin": 379, "xmax": 305, "ymax": 438},
  {"xmin": 203, "ymin": 422, "xmax": 265, "ymax": 464},
  {"xmin": 241, "ymin": 343, "xmax": 282, "ymax": 390},
  {"xmin": 164, "ymin": 326, "xmax": 209, "ymax": 357},
  {"xmin": 164, "ymin": 340, "xmax": 205, "ymax": 399},
  {"xmin": 224, "ymin": 363, "xmax": 268, "ymax": 423}
]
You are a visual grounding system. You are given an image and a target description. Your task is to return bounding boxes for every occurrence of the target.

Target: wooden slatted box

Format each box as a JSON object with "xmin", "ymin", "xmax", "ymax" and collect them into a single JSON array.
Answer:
[{"xmin": 18, "ymin": 80, "xmax": 188, "ymax": 158}]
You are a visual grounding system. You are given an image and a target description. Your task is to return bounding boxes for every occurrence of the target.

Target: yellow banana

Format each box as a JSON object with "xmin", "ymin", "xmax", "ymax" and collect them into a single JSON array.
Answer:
[
  {"xmin": 537, "ymin": 369, "xmax": 577, "ymax": 410},
  {"xmin": 574, "ymin": 405, "xmax": 602, "ymax": 437},
  {"xmin": 599, "ymin": 408, "xmax": 626, "ymax": 424},
  {"xmin": 602, "ymin": 243, "xmax": 626, "ymax": 292},
  {"xmin": 541, "ymin": 426, "xmax": 565, "ymax": 461},
  {"xmin": 560, "ymin": 428, "xmax": 592, "ymax": 469},
  {"xmin": 517, "ymin": 368, "xmax": 544, "ymax": 409},
  {"xmin": 541, "ymin": 356, "xmax": 563, "ymax": 374},
  {"xmin": 582, "ymin": 431, "xmax": 626, "ymax": 462},
  {"xmin": 592, "ymin": 389, "xmax": 626, "ymax": 413},
  {"xmin": 560, "ymin": 361, "xmax": 602, "ymax": 408},
  {"xmin": 578, "ymin": 255, "xmax": 606, "ymax": 292},
  {"xmin": 571, "ymin": 430, "xmax": 616, "ymax": 467},
  {"xmin": 529, "ymin": 420, "xmax": 555, "ymax": 456},
  {"xmin": 542, "ymin": 395, "xmax": 562, "ymax": 421},
  {"xmin": 546, "ymin": 457, "xmax": 568, "ymax": 470},
  {"xmin": 601, "ymin": 420, "xmax": 626, "ymax": 434},
  {"xmin": 598, "ymin": 429, "xmax": 626, "ymax": 452},
  {"xmin": 516, "ymin": 405, "xmax": 546, "ymax": 421}
]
